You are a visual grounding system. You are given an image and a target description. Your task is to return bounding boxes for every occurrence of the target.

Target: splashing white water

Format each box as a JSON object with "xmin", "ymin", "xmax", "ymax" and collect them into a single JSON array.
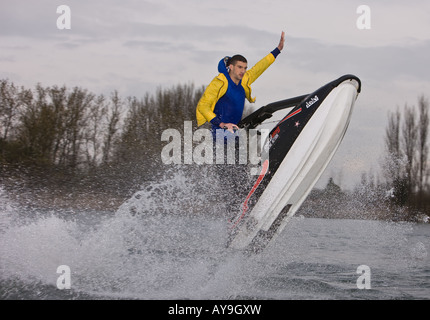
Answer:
[
  {"xmin": 0, "ymin": 169, "xmax": 428, "ymax": 300},
  {"xmin": 0, "ymin": 169, "xmax": 239, "ymax": 299}
]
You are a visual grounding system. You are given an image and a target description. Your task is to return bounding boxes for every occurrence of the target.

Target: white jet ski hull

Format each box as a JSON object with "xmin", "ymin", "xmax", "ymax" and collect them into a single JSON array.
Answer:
[{"xmin": 228, "ymin": 75, "xmax": 361, "ymax": 252}]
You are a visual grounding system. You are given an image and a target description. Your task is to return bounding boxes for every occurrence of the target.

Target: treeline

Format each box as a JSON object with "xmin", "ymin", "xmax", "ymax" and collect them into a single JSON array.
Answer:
[
  {"xmin": 1, "ymin": 78, "xmax": 429, "ymax": 220},
  {"xmin": 356, "ymin": 95, "xmax": 430, "ymax": 220},
  {"xmin": 0, "ymin": 79, "xmax": 204, "ymax": 200},
  {"xmin": 383, "ymin": 96, "xmax": 430, "ymax": 212}
]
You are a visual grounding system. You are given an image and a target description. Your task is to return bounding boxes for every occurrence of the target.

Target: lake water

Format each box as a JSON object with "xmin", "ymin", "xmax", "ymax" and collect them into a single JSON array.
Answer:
[{"xmin": 0, "ymin": 181, "xmax": 429, "ymax": 301}]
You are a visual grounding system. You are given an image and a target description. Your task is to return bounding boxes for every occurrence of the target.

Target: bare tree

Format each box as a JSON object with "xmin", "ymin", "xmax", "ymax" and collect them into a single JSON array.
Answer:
[
  {"xmin": 384, "ymin": 108, "xmax": 402, "ymax": 184},
  {"xmin": 402, "ymin": 104, "xmax": 418, "ymax": 197},
  {"xmin": 48, "ymin": 85, "xmax": 67, "ymax": 164},
  {"xmin": 58, "ymin": 87, "xmax": 94, "ymax": 169},
  {"xmin": 102, "ymin": 90, "xmax": 123, "ymax": 164},
  {"xmin": 417, "ymin": 95, "xmax": 429, "ymax": 195},
  {"xmin": 85, "ymin": 94, "xmax": 107, "ymax": 168},
  {"xmin": 0, "ymin": 79, "xmax": 21, "ymax": 141},
  {"xmin": 19, "ymin": 84, "xmax": 57, "ymax": 162}
]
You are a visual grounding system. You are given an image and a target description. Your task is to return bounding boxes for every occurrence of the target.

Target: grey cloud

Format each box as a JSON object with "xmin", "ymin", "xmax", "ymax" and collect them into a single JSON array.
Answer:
[
  {"xmin": 123, "ymin": 39, "xmax": 195, "ymax": 52},
  {"xmin": 287, "ymin": 37, "xmax": 430, "ymax": 82}
]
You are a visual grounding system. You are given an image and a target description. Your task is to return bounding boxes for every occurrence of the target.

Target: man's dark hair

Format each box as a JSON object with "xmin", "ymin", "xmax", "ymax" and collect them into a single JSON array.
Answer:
[{"xmin": 228, "ymin": 55, "xmax": 247, "ymax": 67}]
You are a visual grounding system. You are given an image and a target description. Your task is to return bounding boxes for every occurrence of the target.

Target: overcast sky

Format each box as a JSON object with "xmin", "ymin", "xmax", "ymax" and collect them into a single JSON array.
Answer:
[{"xmin": 1, "ymin": 0, "xmax": 430, "ymax": 188}]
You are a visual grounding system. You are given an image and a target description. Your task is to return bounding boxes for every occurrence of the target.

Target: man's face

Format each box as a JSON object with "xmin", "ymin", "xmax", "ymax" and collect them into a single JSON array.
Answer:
[{"xmin": 229, "ymin": 61, "xmax": 248, "ymax": 83}]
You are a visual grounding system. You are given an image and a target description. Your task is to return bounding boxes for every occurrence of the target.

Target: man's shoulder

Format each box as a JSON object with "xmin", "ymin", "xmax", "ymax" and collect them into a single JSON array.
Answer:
[
  {"xmin": 207, "ymin": 73, "xmax": 228, "ymax": 89},
  {"xmin": 215, "ymin": 73, "xmax": 228, "ymax": 82},
  {"xmin": 203, "ymin": 73, "xmax": 228, "ymax": 96}
]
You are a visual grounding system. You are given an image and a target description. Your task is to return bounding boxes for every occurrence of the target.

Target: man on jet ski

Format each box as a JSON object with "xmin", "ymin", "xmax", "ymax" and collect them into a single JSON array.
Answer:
[
  {"xmin": 195, "ymin": 32, "xmax": 286, "ymax": 215},
  {"xmin": 196, "ymin": 31, "xmax": 286, "ymax": 137}
]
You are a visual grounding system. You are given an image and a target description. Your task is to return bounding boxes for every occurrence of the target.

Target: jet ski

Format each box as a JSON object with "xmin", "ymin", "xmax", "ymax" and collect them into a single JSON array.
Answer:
[{"xmin": 227, "ymin": 74, "xmax": 362, "ymax": 252}]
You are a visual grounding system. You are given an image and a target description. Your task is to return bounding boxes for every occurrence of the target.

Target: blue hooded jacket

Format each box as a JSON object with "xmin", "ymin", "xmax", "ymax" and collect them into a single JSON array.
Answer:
[{"xmin": 210, "ymin": 57, "xmax": 246, "ymax": 130}]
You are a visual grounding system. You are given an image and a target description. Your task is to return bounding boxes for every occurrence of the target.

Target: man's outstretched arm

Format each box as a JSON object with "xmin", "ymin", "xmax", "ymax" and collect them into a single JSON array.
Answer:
[{"xmin": 244, "ymin": 31, "xmax": 286, "ymax": 92}]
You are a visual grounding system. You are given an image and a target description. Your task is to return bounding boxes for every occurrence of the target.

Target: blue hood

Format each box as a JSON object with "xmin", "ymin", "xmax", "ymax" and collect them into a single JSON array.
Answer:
[{"xmin": 218, "ymin": 56, "xmax": 230, "ymax": 76}]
